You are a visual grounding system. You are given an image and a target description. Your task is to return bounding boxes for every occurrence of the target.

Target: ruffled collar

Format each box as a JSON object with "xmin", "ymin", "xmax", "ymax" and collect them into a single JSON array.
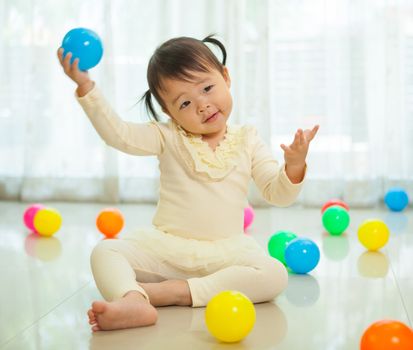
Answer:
[{"xmin": 171, "ymin": 120, "xmax": 247, "ymax": 181}]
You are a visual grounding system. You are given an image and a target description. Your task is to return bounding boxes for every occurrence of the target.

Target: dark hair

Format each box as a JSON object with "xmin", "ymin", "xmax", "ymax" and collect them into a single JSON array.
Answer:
[{"xmin": 140, "ymin": 35, "xmax": 227, "ymax": 121}]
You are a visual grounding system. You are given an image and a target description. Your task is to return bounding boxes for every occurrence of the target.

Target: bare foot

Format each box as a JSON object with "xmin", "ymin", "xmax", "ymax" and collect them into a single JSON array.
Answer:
[{"xmin": 87, "ymin": 291, "xmax": 158, "ymax": 331}]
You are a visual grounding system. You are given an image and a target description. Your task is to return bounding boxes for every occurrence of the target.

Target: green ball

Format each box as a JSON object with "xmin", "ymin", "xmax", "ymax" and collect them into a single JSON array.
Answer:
[
  {"xmin": 267, "ymin": 231, "xmax": 297, "ymax": 265},
  {"xmin": 322, "ymin": 206, "xmax": 350, "ymax": 236}
]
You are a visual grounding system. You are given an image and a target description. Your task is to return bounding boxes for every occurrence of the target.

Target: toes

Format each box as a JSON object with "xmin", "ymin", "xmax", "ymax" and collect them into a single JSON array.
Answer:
[
  {"xmin": 92, "ymin": 325, "xmax": 101, "ymax": 332},
  {"xmin": 87, "ymin": 309, "xmax": 96, "ymax": 323},
  {"xmin": 92, "ymin": 301, "xmax": 107, "ymax": 314}
]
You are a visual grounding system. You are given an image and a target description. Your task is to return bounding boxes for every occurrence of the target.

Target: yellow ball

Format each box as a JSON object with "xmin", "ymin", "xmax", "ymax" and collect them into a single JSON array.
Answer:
[
  {"xmin": 357, "ymin": 219, "xmax": 390, "ymax": 251},
  {"xmin": 205, "ymin": 290, "xmax": 256, "ymax": 343},
  {"xmin": 33, "ymin": 207, "xmax": 62, "ymax": 236}
]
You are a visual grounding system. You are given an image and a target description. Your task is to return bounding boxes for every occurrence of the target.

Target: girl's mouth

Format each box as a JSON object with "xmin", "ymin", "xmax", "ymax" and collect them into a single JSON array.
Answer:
[{"xmin": 204, "ymin": 112, "xmax": 219, "ymax": 123}]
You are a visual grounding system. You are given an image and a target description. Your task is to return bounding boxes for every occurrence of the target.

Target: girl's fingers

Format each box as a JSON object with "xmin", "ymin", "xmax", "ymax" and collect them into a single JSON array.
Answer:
[
  {"xmin": 312, "ymin": 125, "xmax": 320, "ymax": 137},
  {"xmin": 292, "ymin": 129, "xmax": 303, "ymax": 147},
  {"xmin": 280, "ymin": 144, "xmax": 288, "ymax": 152},
  {"xmin": 290, "ymin": 124, "xmax": 320, "ymax": 148},
  {"xmin": 72, "ymin": 58, "xmax": 80, "ymax": 73},
  {"xmin": 300, "ymin": 125, "xmax": 319, "ymax": 143},
  {"xmin": 298, "ymin": 129, "xmax": 304, "ymax": 145},
  {"xmin": 63, "ymin": 52, "xmax": 72, "ymax": 72},
  {"xmin": 62, "ymin": 50, "xmax": 70, "ymax": 65},
  {"xmin": 303, "ymin": 130, "xmax": 311, "ymax": 141},
  {"xmin": 57, "ymin": 48, "xmax": 63, "ymax": 62},
  {"xmin": 307, "ymin": 125, "xmax": 320, "ymax": 141},
  {"xmin": 293, "ymin": 131, "xmax": 300, "ymax": 146}
]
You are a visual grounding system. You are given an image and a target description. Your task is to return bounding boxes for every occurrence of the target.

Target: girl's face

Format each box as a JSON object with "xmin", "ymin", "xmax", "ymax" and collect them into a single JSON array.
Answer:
[{"xmin": 159, "ymin": 67, "xmax": 232, "ymax": 138}]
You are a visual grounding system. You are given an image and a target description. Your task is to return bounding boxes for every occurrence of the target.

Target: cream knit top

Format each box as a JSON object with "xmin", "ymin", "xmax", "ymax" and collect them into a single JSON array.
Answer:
[{"xmin": 77, "ymin": 86, "xmax": 305, "ymax": 241}]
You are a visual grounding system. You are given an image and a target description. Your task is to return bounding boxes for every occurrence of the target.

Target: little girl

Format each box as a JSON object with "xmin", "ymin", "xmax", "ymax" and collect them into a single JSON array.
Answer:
[{"xmin": 57, "ymin": 35, "xmax": 318, "ymax": 332}]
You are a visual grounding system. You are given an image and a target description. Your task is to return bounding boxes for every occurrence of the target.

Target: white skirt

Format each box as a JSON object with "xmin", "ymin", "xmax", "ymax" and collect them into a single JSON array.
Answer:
[{"xmin": 123, "ymin": 227, "xmax": 265, "ymax": 272}]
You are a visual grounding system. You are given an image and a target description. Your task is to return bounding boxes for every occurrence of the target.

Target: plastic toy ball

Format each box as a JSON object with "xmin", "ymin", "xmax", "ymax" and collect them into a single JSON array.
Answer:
[
  {"xmin": 205, "ymin": 290, "xmax": 256, "ymax": 343},
  {"xmin": 243, "ymin": 206, "xmax": 255, "ymax": 230},
  {"xmin": 360, "ymin": 319, "xmax": 413, "ymax": 350},
  {"xmin": 322, "ymin": 205, "xmax": 350, "ymax": 236},
  {"xmin": 267, "ymin": 231, "xmax": 297, "ymax": 265},
  {"xmin": 384, "ymin": 187, "xmax": 409, "ymax": 212},
  {"xmin": 33, "ymin": 208, "xmax": 62, "ymax": 236},
  {"xmin": 358, "ymin": 219, "xmax": 390, "ymax": 251},
  {"xmin": 285, "ymin": 238, "xmax": 320, "ymax": 274},
  {"xmin": 321, "ymin": 199, "xmax": 350, "ymax": 213},
  {"xmin": 96, "ymin": 208, "xmax": 124, "ymax": 238},
  {"xmin": 23, "ymin": 203, "xmax": 44, "ymax": 232},
  {"xmin": 61, "ymin": 28, "xmax": 103, "ymax": 71}
]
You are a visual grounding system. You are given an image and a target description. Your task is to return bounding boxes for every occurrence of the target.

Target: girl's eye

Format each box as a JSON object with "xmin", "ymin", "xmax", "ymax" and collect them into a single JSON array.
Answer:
[
  {"xmin": 180, "ymin": 101, "xmax": 190, "ymax": 109},
  {"xmin": 204, "ymin": 85, "xmax": 214, "ymax": 92}
]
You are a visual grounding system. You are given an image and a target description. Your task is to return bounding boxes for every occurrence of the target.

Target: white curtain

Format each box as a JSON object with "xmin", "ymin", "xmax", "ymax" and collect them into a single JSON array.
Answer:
[{"xmin": 0, "ymin": 0, "xmax": 412, "ymax": 207}]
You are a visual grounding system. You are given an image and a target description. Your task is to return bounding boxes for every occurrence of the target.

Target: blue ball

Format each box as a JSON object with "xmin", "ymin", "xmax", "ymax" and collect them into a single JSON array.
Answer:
[
  {"xmin": 61, "ymin": 28, "xmax": 103, "ymax": 71},
  {"xmin": 384, "ymin": 187, "xmax": 409, "ymax": 212},
  {"xmin": 285, "ymin": 238, "xmax": 320, "ymax": 274}
]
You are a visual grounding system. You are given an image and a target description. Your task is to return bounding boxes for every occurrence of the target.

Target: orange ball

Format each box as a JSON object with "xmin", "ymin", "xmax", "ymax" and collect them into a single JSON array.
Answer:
[
  {"xmin": 361, "ymin": 320, "xmax": 413, "ymax": 350},
  {"xmin": 96, "ymin": 208, "xmax": 124, "ymax": 238}
]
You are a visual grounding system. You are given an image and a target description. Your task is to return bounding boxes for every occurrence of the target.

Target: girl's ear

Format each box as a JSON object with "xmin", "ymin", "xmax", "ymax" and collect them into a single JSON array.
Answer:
[{"xmin": 222, "ymin": 66, "xmax": 231, "ymax": 88}]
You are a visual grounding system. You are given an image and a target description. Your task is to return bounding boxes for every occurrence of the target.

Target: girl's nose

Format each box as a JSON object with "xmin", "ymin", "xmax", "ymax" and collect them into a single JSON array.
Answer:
[{"xmin": 198, "ymin": 102, "xmax": 211, "ymax": 114}]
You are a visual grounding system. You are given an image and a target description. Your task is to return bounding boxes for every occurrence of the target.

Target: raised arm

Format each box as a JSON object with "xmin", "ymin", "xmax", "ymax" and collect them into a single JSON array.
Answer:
[
  {"xmin": 250, "ymin": 127, "xmax": 304, "ymax": 207},
  {"xmin": 57, "ymin": 48, "xmax": 164, "ymax": 156}
]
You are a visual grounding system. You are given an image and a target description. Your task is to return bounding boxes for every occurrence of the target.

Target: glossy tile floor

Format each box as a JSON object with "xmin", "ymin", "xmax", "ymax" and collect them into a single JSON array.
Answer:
[{"xmin": 0, "ymin": 201, "xmax": 412, "ymax": 350}]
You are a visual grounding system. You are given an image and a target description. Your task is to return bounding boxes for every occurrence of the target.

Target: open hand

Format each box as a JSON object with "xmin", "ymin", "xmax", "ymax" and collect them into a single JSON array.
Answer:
[{"xmin": 281, "ymin": 125, "xmax": 319, "ymax": 168}]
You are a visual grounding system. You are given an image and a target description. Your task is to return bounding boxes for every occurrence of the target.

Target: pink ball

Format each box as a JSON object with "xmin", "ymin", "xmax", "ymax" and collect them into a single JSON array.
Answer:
[
  {"xmin": 244, "ymin": 206, "xmax": 255, "ymax": 230},
  {"xmin": 321, "ymin": 199, "xmax": 349, "ymax": 214},
  {"xmin": 23, "ymin": 204, "xmax": 44, "ymax": 232}
]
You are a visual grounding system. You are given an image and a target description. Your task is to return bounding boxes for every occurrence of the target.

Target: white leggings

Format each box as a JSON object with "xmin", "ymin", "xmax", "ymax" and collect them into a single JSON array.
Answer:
[{"xmin": 90, "ymin": 238, "xmax": 288, "ymax": 307}]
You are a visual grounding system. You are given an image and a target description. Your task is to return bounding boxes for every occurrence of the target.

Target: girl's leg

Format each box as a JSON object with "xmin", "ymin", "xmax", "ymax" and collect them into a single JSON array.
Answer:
[
  {"xmin": 187, "ymin": 253, "xmax": 288, "ymax": 307},
  {"xmin": 88, "ymin": 239, "xmax": 192, "ymax": 331},
  {"xmin": 90, "ymin": 239, "xmax": 160, "ymax": 302}
]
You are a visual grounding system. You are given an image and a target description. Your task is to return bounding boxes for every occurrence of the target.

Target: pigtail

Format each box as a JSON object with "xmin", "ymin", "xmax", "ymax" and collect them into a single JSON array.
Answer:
[
  {"xmin": 139, "ymin": 89, "xmax": 159, "ymax": 121},
  {"xmin": 202, "ymin": 34, "xmax": 227, "ymax": 66}
]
